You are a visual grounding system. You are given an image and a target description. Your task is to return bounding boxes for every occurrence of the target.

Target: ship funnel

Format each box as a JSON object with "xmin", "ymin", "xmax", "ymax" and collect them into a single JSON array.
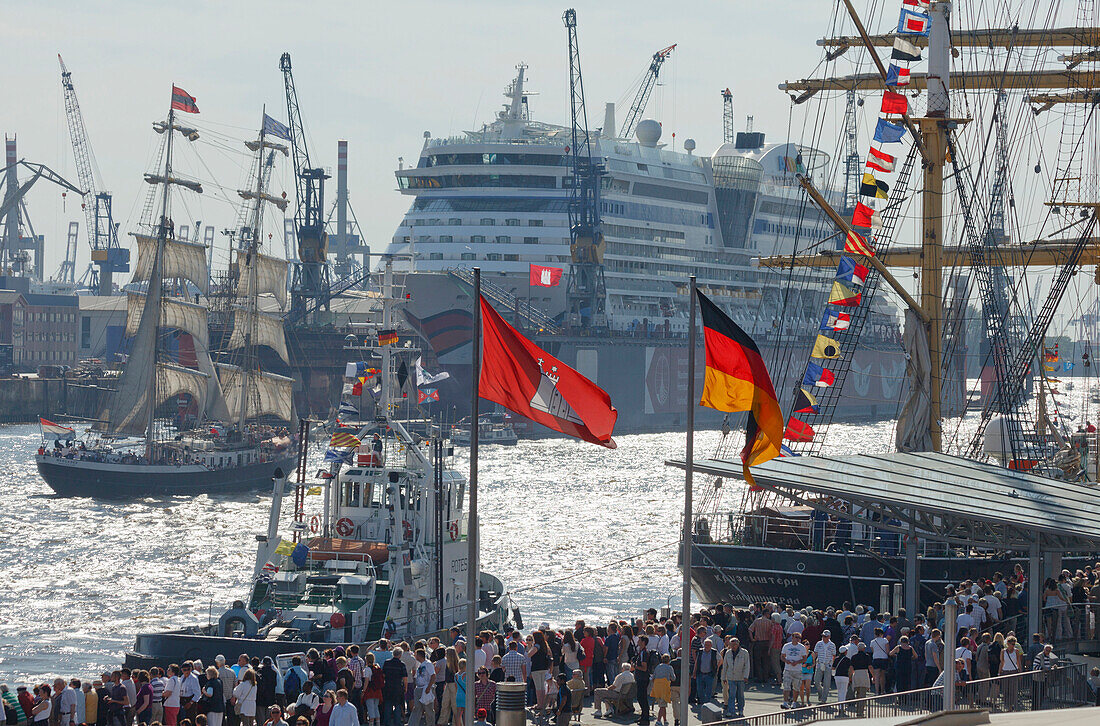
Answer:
[{"xmin": 603, "ymin": 103, "xmax": 616, "ymax": 139}]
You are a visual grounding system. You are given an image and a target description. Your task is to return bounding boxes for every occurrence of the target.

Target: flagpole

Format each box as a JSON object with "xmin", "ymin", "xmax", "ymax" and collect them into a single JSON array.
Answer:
[
  {"xmin": 465, "ymin": 267, "xmax": 481, "ymax": 726},
  {"xmin": 681, "ymin": 276, "xmax": 696, "ymax": 726}
]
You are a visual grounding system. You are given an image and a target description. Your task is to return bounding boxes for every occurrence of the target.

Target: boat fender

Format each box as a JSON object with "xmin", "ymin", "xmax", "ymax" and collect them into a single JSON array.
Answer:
[
  {"xmin": 403, "ymin": 520, "xmax": 413, "ymax": 540},
  {"xmin": 330, "ymin": 612, "xmax": 346, "ymax": 629},
  {"xmin": 448, "ymin": 521, "xmax": 460, "ymax": 541},
  {"xmin": 310, "ymin": 515, "xmax": 320, "ymax": 534},
  {"xmin": 336, "ymin": 517, "xmax": 354, "ymax": 537},
  {"xmin": 512, "ymin": 607, "xmax": 523, "ymax": 630}
]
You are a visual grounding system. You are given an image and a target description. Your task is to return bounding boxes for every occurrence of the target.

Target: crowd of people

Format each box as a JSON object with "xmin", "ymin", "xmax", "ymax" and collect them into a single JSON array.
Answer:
[{"xmin": 6, "ymin": 568, "xmax": 1100, "ymax": 726}]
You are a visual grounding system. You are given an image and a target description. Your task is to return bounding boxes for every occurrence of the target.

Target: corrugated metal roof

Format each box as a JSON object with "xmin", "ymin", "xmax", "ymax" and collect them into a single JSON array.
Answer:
[{"xmin": 668, "ymin": 451, "xmax": 1100, "ymax": 550}]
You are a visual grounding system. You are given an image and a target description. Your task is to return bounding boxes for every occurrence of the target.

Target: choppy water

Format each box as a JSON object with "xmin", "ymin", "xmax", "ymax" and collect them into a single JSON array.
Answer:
[{"xmin": 1, "ymin": 378, "xmax": 1095, "ymax": 681}]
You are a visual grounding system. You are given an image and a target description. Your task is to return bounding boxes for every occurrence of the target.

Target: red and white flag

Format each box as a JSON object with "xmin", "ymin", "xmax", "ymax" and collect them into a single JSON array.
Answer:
[
  {"xmin": 529, "ymin": 264, "xmax": 563, "ymax": 287},
  {"xmin": 171, "ymin": 85, "xmax": 199, "ymax": 114},
  {"xmin": 478, "ymin": 296, "xmax": 617, "ymax": 447},
  {"xmin": 866, "ymin": 146, "xmax": 896, "ymax": 174},
  {"xmin": 39, "ymin": 417, "xmax": 75, "ymax": 441},
  {"xmin": 418, "ymin": 388, "xmax": 440, "ymax": 404}
]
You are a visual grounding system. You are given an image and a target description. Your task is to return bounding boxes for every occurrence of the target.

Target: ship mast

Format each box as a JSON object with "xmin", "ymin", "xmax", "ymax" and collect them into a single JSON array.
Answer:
[
  {"xmin": 146, "ymin": 106, "xmax": 176, "ymax": 460},
  {"xmin": 237, "ymin": 111, "xmax": 268, "ymax": 429}
]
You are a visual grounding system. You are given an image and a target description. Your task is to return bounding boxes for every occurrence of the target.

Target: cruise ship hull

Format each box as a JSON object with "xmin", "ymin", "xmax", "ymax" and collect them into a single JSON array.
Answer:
[
  {"xmin": 401, "ymin": 272, "xmax": 919, "ymax": 432},
  {"xmin": 36, "ymin": 454, "xmax": 298, "ymax": 498}
]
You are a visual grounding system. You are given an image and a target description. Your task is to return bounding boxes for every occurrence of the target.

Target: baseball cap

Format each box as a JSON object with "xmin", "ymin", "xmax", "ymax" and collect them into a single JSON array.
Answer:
[{"xmin": 822, "ymin": 630, "xmax": 831, "ymax": 636}]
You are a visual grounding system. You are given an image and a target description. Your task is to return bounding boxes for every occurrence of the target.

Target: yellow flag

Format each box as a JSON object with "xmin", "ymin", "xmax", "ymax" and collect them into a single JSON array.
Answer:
[
  {"xmin": 306, "ymin": 486, "xmax": 322, "ymax": 495},
  {"xmin": 812, "ymin": 334, "xmax": 841, "ymax": 359},
  {"xmin": 273, "ymin": 538, "xmax": 295, "ymax": 556}
]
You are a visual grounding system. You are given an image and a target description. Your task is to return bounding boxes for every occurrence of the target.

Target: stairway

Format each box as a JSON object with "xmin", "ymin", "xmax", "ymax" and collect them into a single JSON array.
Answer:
[
  {"xmin": 365, "ymin": 581, "xmax": 392, "ymax": 641},
  {"xmin": 449, "ymin": 268, "xmax": 562, "ymax": 335}
]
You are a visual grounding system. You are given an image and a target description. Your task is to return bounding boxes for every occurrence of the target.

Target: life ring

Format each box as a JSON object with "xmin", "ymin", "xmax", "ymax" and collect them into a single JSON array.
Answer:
[
  {"xmin": 336, "ymin": 517, "xmax": 354, "ymax": 537},
  {"xmin": 449, "ymin": 521, "xmax": 460, "ymax": 541},
  {"xmin": 403, "ymin": 520, "xmax": 413, "ymax": 540},
  {"xmin": 309, "ymin": 515, "xmax": 320, "ymax": 534}
]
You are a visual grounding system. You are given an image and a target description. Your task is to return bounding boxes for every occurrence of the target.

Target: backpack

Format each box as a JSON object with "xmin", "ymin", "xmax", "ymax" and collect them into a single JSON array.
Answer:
[
  {"xmin": 284, "ymin": 668, "xmax": 302, "ymax": 700},
  {"xmin": 593, "ymin": 638, "xmax": 606, "ymax": 662},
  {"xmin": 576, "ymin": 644, "xmax": 586, "ymax": 662}
]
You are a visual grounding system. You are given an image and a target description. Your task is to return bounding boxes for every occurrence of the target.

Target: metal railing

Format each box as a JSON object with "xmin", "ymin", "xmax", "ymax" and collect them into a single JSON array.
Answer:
[{"xmin": 714, "ymin": 663, "xmax": 1090, "ymax": 725}]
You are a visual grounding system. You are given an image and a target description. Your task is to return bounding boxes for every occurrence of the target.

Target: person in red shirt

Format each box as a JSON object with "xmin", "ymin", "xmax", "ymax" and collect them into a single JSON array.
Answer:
[
  {"xmin": 580, "ymin": 628, "xmax": 596, "ymax": 694},
  {"xmin": 17, "ymin": 686, "xmax": 35, "ymax": 722}
]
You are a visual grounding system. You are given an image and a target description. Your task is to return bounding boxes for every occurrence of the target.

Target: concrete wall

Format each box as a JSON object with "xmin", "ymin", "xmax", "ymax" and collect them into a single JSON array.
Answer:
[{"xmin": 0, "ymin": 377, "xmax": 104, "ymax": 423}]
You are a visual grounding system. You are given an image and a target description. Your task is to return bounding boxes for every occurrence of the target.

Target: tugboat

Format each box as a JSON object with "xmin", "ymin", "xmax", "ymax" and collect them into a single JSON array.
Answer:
[
  {"xmin": 125, "ymin": 278, "xmax": 513, "ymax": 668},
  {"xmin": 451, "ymin": 412, "xmax": 519, "ymax": 446},
  {"xmin": 35, "ymin": 100, "xmax": 296, "ymax": 497}
]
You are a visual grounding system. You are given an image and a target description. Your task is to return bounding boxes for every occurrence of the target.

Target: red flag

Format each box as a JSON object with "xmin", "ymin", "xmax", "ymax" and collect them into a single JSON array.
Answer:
[
  {"xmin": 851, "ymin": 202, "xmax": 878, "ymax": 230},
  {"xmin": 784, "ymin": 417, "xmax": 815, "ymax": 442},
  {"xmin": 529, "ymin": 264, "xmax": 564, "ymax": 287},
  {"xmin": 170, "ymin": 85, "xmax": 199, "ymax": 114},
  {"xmin": 351, "ymin": 381, "xmax": 363, "ymax": 396},
  {"xmin": 881, "ymin": 90, "xmax": 908, "ymax": 115},
  {"xmin": 844, "ymin": 230, "xmax": 874, "ymax": 256},
  {"xmin": 478, "ymin": 296, "xmax": 617, "ymax": 447}
]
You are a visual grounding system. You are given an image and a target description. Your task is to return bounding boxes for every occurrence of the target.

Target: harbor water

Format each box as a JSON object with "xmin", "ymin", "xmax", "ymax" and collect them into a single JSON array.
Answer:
[{"xmin": 0, "ymin": 381, "xmax": 1090, "ymax": 681}]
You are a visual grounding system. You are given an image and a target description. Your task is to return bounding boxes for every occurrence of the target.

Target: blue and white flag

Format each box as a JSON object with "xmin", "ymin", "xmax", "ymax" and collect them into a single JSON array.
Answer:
[
  {"xmin": 780, "ymin": 444, "xmax": 800, "ymax": 457},
  {"xmin": 263, "ymin": 114, "xmax": 292, "ymax": 142},
  {"xmin": 1064, "ymin": 361, "xmax": 1075, "ymax": 372},
  {"xmin": 323, "ymin": 447, "xmax": 354, "ymax": 464},
  {"xmin": 338, "ymin": 401, "xmax": 359, "ymax": 418},
  {"xmin": 898, "ymin": 9, "xmax": 930, "ymax": 35},
  {"xmin": 874, "ymin": 118, "xmax": 907, "ymax": 144}
]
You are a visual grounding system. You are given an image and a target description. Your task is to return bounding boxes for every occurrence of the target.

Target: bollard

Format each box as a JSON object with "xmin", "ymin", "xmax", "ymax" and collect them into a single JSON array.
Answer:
[
  {"xmin": 496, "ymin": 681, "xmax": 527, "ymax": 726},
  {"xmin": 880, "ymin": 584, "xmax": 890, "ymax": 616},
  {"xmin": 893, "ymin": 583, "xmax": 903, "ymax": 615}
]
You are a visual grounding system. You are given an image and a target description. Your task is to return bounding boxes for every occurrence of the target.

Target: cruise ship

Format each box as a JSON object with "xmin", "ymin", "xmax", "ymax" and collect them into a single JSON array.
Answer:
[{"xmin": 383, "ymin": 64, "xmax": 910, "ymax": 432}]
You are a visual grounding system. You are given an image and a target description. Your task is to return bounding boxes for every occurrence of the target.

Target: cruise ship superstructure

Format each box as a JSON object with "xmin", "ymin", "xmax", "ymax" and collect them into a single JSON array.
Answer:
[{"xmin": 384, "ymin": 64, "xmax": 908, "ymax": 431}]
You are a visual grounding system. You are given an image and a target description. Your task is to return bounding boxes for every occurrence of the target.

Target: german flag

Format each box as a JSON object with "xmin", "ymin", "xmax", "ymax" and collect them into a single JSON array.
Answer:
[
  {"xmin": 697, "ymin": 290, "xmax": 783, "ymax": 489},
  {"xmin": 378, "ymin": 329, "xmax": 398, "ymax": 346}
]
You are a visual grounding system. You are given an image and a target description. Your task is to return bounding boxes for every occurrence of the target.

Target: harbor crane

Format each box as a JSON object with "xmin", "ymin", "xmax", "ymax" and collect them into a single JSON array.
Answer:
[
  {"xmin": 619, "ymin": 44, "xmax": 676, "ymax": 140},
  {"xmin": 721, "ymin": 88, "xmax": 734, "ymax": 144},
  {"xmin": 58, "ymin": 55, "xmax": 129, "ymax": 294},
  {"xmin": 280, "ymin": 52, "xmax": 331, "ymax": 322},
  {"xmin": 563, "ymin": 8, "xmax": 607, "ymax": 331},
  {"xmin": 1, "ymin": 146, "xmax": 84, "ymax": 280}
]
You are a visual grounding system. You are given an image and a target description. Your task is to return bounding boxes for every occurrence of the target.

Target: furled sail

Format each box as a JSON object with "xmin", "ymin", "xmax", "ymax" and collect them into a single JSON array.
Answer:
[
  {"xmin": 227, "ymin": 308, "xmax": 289, "ymax": 363},
  {"xmin": 126, "ymin": 294, "xmax": 209, "ymax": 352},
  {"xmin": 217, "ymin": 364, "xmax": 295, "ymax": 421},
  {"xmin": 132, "ymin": 233, "xmax": 210, "ymax": 295}
]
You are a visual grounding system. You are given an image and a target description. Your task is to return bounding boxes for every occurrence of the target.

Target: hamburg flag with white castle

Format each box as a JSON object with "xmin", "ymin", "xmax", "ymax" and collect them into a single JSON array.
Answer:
[{"xmin": 478, "ymin": 296, "xmax": 617, "ymax": 447}]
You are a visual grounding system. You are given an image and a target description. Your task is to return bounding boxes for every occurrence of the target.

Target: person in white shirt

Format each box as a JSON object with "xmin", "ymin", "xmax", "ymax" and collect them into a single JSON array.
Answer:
[
  {"xmin": 407, "ymin": 649, "xmax": 435, "ymax": 726},
  {"xmin": 955, "ymin": 637, "xmax": 973, "ymax": 678},
  {"xmin": 179, "ymin": 663, "xmax": 201, "ymax": 721},
  {"xmin": 870, "ymin": 630, "xmax": 891, "ymax": 695},
  {"xmin": 956, "ymin": 605, "xmax": 975, "ymax": 632},
  {"xmin": 985, "ymin": 593, "xmax": 1002, "ymax": 622},
  {"xmin": 55, "ymin": 679, "xmax": 78, "ymax": 726},
  {"xmin": 328, "ymin": 690, "xmax": 359, "ymax": 726},
  {"xmin": 812, "ymin": 631, "xmax": 837, "ymax": 703},
  {"xmin": 780, "ymin": 633, "xmax": 808, "ymax": 710},
  {"xmin": 786, "ymin": 615, "xmax": 805, "ymax": 637},
  {"xmin": 592, "ymin": 663, "xmax": 635, "ymax": 717},
  {"xmin": 162, "ymin": 665, "xmax": 181, "ymax": 726}
]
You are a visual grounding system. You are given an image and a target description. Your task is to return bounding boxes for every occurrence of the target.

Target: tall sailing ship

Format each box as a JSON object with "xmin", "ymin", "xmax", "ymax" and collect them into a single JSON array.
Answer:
[
  {"xmin": 35, "ymin": 93, "xmax": 296, "ymax": 497},
  {"xmin": 683, "ymin": 0, "xmax": 1100, "ymax": 607}
]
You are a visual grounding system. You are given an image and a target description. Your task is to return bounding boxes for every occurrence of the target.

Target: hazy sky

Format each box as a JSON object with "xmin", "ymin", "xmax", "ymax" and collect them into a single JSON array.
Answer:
[{"xmin": 6, "ymin": 0, "xmax": 834, "ymax": 277}]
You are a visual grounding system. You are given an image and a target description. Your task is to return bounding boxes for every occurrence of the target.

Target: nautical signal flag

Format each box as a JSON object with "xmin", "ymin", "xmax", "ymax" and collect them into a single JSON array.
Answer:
[
  {"xmin": 170, "ymin": 85, "xmax": 199, "ymax": 114},
  {"xmin": 860, "ymin": 173, "xmax": 889, "ymax": 199},
  {"xmin": 852, "ymin": 202, "xmax": 882, "ymax": 230},
  {"xmin": 844, "ymin": 230, "xmax": 875, "ymax": 257},
  {"xmin": 885, "ymin": 64, "xmax": 912, "ymax": 89},
  {"xmin": 812, "ymin": 334, "xmax": 842, "ymax": 359},
  {"xmin": 780, "ymin": 444, "xmax": 800, "ymax": 457},
  {"xmin": 903, "ymin": 0, "xmax": 931, "ymax": 8},
  {"xmin": 898, "ymin": 8, "xmax": 931, "ymax": 35},
  {"xmin": 837, "ymin": 257, "xmax": 869, "ymax": 285},
  {"xmin": 479, "ymin": 295, "xmax": 617, "ymax": 447},
  {"xmin": 330, "ymin": 431, "xmax": 361, "ymax": 449},
  {"xmin": 378, "ymin": 329, "xmax": 398, "ymax": 346},
  {"xmin": 881, "ymin": 90, "xmax": 908, "ymax": 116},
  {"xmin": 529, "ymin": 263, "xmax": 564, "ymax": 287},
  {"xmin": 821, "ymin": 310, "xmax": 851, "ymax": 332},
  {"xmin": 418, "ymin": 388, "xmax": 440, "ymax": 404},
  {"xmin": 803, "ymin": 361, "xmax": 835, "ymax": 388},
  {"xmin": 867, "ymin": 146, "xmax": 897, "ymax": 173},
  {"xmin": 338, "ymin": 402, "xmax": 359, "ymax": 418},
  {"xmin": 793, "ymin": 388, "xmax": 820, "ymax": 415},
  {"xmin": 828, "ymin": 281, "xmax": 861, "ymax": 307},
  {"xmin": 696, "ymin": 290, "xmax": 783, "ymax": 490},
  {"xmin": 39, "ymin": 417, "xmax": 75, "ymax": 442},
  {"xmin": 891, "ymin": 36, "xmax": 922, "ymax": 62},
  {"xmin": 784, "ymin": 417, "xmax": 816, "ymax": 442},
  {"xmin": 874, "ymin": 118, "xmax": 907, "ymax": 144}
]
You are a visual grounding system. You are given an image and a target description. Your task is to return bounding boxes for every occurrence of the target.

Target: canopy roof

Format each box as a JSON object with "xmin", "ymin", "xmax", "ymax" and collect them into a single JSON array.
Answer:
[{"xmin": 667, "ymin": 451, "xmax": 1100, "ymax": 552}]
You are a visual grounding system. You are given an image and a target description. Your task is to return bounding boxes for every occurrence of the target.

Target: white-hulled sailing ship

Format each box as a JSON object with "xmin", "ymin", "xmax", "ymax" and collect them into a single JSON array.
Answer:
[{"xmin": 36, "ymin": 94, "xmax": 297, "ymax": 497}]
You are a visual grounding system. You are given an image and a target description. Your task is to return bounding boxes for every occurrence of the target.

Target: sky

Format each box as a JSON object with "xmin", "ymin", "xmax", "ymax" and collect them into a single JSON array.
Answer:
[
  {"xmin": 2, "ymin": 0, "xmax": 1096, "ymax": 341},
  {"xmin": 4, "ymin": 0, "xmax": 833, "ymax": 278}
]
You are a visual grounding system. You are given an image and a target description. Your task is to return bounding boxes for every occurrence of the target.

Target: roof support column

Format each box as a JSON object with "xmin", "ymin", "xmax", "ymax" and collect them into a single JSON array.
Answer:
[
  {"xmin": 1028, "ymin": 543, "xmax": 1042, "ymax": 639},
  {"xmin": 905, "ymin": 523, "xmax": 918, "ymax": 618},
  {"xmin": 943, "ymin": 598, "xmax": 958, "ymax": 710},
  {"xmin": 1047, "ymin": 552, "xmax": 1063, "ymax": 581}
]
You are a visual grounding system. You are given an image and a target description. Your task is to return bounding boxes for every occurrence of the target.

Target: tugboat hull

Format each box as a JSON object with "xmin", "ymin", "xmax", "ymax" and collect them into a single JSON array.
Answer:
[{"xmin": 36, "ymin": 454, "xmax": 297, "ymax": 497}]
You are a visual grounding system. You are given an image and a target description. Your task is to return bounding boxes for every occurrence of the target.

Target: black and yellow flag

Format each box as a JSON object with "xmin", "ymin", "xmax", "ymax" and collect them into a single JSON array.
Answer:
[
  {"xmin": 697, "ymin": 290, "xmax": 783, "ymax": 489},
  {"xmin": 860, "ymin": 172, "xmax": 889, "ymax": 199}
]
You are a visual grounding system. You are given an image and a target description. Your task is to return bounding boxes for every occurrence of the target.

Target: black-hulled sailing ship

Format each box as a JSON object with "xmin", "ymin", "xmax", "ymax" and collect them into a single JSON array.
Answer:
[
  {"xmin": 685, "ymin": 0, "xmax": 1100, "ymax": 607},
  {"xmin": 36, "ymin": 92, "xmax": 296, "ymax": 497}
]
